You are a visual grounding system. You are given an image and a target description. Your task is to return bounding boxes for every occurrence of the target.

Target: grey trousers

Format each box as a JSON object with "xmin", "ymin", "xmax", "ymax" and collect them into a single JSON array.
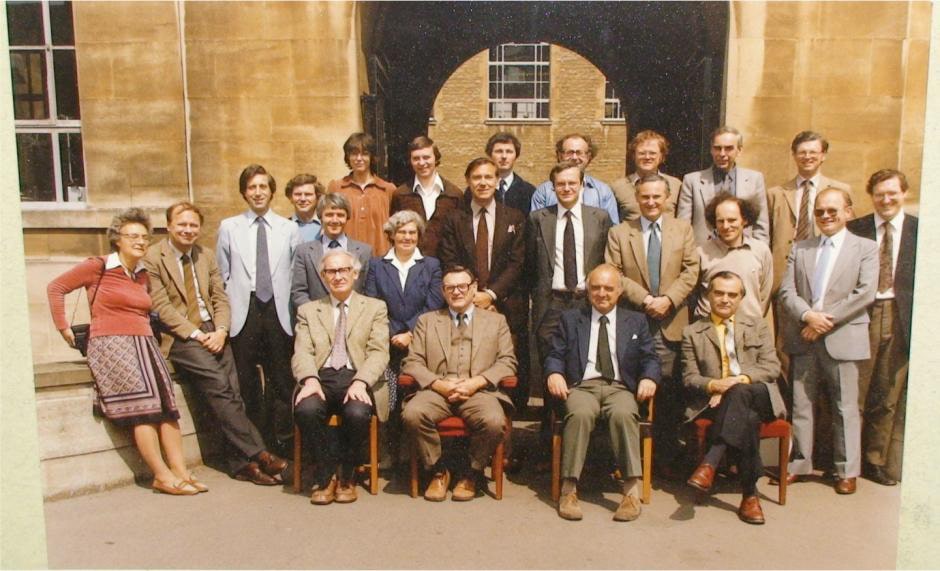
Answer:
[
  {"xmin": 789, "ymin": 344, "xmax": 862, "ymax": 478},
  {"xmin": 561, "ymin": 379, "xmax": 641, "ymax": 480},
  {"xmin": 402, "ymin": 389, "xmax": 506, "ymax": 471}
]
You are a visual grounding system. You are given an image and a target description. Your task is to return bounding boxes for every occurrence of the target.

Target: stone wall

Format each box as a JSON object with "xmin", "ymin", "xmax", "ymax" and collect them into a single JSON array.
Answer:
[
  {"xmin": 726, "ymin": 1, "xmax": 931, "ymax": 215},
  {"xmin": 429, "ymin": 45, "xmax": 628, "ymax": 188}
]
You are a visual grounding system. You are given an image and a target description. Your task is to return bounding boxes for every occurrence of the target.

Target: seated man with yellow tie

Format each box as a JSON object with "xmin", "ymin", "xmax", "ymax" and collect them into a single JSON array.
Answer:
[
  {"xmin": 401, "ymin": 265, "xmax": 517, "ymax": 502},
  {"xmin": 683, "ymin": 271, "xmax": 785, "ymax": 524},
  {"xmin": 292, "ymin": 249, "xmax": 390, "ymax": 505}
]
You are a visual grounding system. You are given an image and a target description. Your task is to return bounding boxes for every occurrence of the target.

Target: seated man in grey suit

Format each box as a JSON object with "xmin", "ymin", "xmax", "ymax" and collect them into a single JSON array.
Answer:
[
  {"xmin": 401, "ymin": 265, "xmax": 517, "ymax": 502},
  {"xmin": 778, "ymin": 187, "xmax": 877, "ymax": 495},
  {"xmin": 543, "ymin": 264, "xmax": 659, "ymax": 522},
  {"xmin": 292, "ymin": 249, "xmax": 389, "ymax": 505},
  {"xmin": 290, "ymin": 192, "xmax": 372, "ymax": 310},
  {"xmin": 146, "ymin": 201, "xmax": 288, "ymax": 487},
  {"xmin": 683, "ymin": 271, "xmax": 785, "ymax": 525},
  {"xmin": 677, "ymin": 126, "xmax": 769, "ymax": 246}
]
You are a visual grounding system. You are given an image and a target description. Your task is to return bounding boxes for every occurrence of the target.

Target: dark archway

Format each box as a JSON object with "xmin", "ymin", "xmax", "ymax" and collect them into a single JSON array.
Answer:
[{"xmin": 360, "ymin": 1, "xmax": 728, "ymax": 184}]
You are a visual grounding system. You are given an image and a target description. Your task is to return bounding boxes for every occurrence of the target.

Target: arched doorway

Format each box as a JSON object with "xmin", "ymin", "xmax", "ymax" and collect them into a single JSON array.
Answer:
[{"xmin": 360, "ymin": 1, "xmax": 728, "ymax": 183}]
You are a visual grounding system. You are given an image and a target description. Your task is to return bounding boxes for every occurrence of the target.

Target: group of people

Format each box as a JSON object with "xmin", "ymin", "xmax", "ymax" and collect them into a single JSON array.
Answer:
[{"xmin": 47, "ymin": 126, "xmax": 916, "ymax": 527}]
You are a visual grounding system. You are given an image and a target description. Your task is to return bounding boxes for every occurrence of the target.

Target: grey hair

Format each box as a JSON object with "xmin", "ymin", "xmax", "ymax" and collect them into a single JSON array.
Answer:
[
  {"xmin": 316, "ymin": 192, "xmax": 352, "ymax": 218},
  {"xmin": 318, "ymin": 248, "xmax": 362, "ymax": 275},
  {"xmin": 106, "ymin": 207, "xmax": 152, "ymax": 252},
  {"xmin": 383, "ymin": 209, "xmax": 426, "ymax": 241}
]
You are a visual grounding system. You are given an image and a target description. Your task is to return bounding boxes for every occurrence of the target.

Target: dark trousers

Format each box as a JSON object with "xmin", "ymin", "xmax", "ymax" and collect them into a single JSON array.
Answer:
[
  {"xmin": 294, "ymin": 367, "xmax": 373, "ymax": 485},
  {"xmin": 169, "ymin": 321, "xmax": 266, "ymax": 475},
  {"xmin": 230, "ymin": 294, "xmax": 295, "ymax": 451},
  {"xmin": 650, "ymin": 327, "xmax": 683, "ymax": 465},
  {"xmin": 500, "ymin": 293, "xmax": 531, "ymax": 409},
  {"xmin": 701, "ymin": 383, "xmax": 774, "ymax": 494},
  {"xmin": 536, "ymin": 292, "xmax": 587, "ymax": 363}
]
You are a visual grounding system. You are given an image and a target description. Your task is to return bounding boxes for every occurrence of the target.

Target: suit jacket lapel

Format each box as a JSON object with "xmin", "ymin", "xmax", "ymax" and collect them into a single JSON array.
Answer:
[
  {"xmin": 784, "ymin": 178, "xmax": 798, "ymax": 222},
  {"xmin": 434, "ymin": 311, "xmax": 452, "ymax": 361},
  {"xmin": 703, "ymin": 321, "xmax": 722, "ymax": 352},
  {"xmin": 539, "ymin": 209, "xmax": 557, "ymax": 268},
  {"xmin": 826, "ymin": 234, "xmax": 855, "ymax": 296},
  {"xmin": 316, "ymin": 299, "xmax": 334, "ymax": 345},
  {"xmin": 615, "ymin": 309, "xmax": 628, "ymax": 367},
  {"xmin": 345, "ymin": 293, "xmax": 363, "ymax": 344},
  {"xmin": 577, "ymin": 309, "xmax": 590, "ymax": 375},
  {"xmin": 160, "ymin": 240, "xmax": 186, "ymax": 299},
  {"xmin": 699, "ymin": 170, "xmax": 716, "ymax": 207},
  {"xmin": 192, "ymin": 245, "xmax": 212, "ymax": 303},
  {"xmin": 235, "ymin": 215, "xmax": 253, "ymax": 276},
  {"xmin": 492, "ymin": 205, "xmax": 510, "ymax": 265},
  {"xmin": 628, "ymin": 221, "xmax": 650, "ymax": 289},
  {"xmin": 268, "ymin": 218, "xmax": 286, "ymax": 274},
  {"xmin": 310, "ymin": 241, "xmax": 328, "ymax": 292},
  {"xmin": 461, "ymin": 212, "xmax": 477, "ymax": 266},
  {"xmin": 582, "ymin": 209, "xmax": 599, "ymax": 273}
]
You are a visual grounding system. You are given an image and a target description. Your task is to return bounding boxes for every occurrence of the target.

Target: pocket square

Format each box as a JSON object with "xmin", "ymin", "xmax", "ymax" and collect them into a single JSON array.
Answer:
[
  {"xmin": 508, "ymin": 225, "xmax": 516, "ymax": 234},
  {"xmin": 631, "ymin": 334, "xmax": 638, "ymax": 340}
]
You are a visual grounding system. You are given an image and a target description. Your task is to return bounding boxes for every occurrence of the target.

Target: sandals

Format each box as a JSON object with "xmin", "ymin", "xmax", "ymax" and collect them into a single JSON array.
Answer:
[
  {"xmin": 152, "ymin": 479, "xmax": 199, "ymax": 496},
  {"xmin": 184, "ymin": 475, "xmax": 209, "ymax": 493}
]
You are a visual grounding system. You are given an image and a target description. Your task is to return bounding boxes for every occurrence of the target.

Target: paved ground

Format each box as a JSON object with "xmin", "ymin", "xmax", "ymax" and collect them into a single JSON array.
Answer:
[{"xmin": 44, "ymin": 430, "xmax": 900, "ymax": 570}]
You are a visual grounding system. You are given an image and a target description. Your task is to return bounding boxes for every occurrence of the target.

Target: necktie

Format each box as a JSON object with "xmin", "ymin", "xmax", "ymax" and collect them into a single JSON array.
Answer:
[
  {"xmin": 597, "ymin": 315, "xmax": 615, "ymax": 380},
  {"xmin": 647, "ymin": 222, "xmax": 661, "ymax": 295},
  {"xmin": 497, "ymin": 180, "xmax": 507, "ymax": 204},
  {"xmin": 255, "ymin": 218, "xmax": 274, "ymax": 303},
  {"xmin": 329, "ymin": 302, "xmax": 348, "ymax": 369},
  {"xmin": 328, "ymin": 239, "xmax": 340, "ymax": 249},
  {"xmin": 811, "ymin": 237, "xmax": 832, "ymax": 306},
  {"xmin": 878, "ymin": 222, "xmax": 894, "ymax": 293},
  {"xmin": 723, "ymin": 319, "xmax": 742, "ymax": 376},
  {"xmin": 181, "ymin": 254, "xmax": 202, "ymax": 325},
  {"xmin": 457, "ymin": 313, "xmax": 467, "ymax": 331},
  {"xmin": 795, "ymin": 180, "xmax": 812, "ymax": 241},
  {"xmin": 563, "ymin": 211, "xmax": 577, "ymax": 291},
  {"xmin": 475, "ymin": 209, "xmax": 490, "ymax": 289}
]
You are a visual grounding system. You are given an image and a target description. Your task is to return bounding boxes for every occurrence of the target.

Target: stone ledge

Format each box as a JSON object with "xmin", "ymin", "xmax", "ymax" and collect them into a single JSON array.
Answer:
[{"xmin": 20, "ymin": 205, "xmax": 169, "ymax": 230}]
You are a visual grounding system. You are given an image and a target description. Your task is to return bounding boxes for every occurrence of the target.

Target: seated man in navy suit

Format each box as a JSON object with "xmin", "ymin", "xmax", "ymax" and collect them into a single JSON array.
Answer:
[{"xmin": 544, "ymin": 264, "xmax": 660, "ymax": 521}]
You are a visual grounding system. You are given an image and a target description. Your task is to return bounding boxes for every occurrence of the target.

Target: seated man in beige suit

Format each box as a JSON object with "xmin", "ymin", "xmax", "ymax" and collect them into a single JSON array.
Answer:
[
  {"xmin": 401, "ymin": 265, "xmax": 517, "ymax": 501},
  {"xmin": 683, "ymin": 271, "xmax": 785, "ymax": 525},
  {"xmin": 293, "ymin": 249, "xmax": 389, "ymax": 505}
]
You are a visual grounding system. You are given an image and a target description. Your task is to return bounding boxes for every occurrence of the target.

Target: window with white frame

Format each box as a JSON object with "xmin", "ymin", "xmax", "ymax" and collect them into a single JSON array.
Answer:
[
  {"xmin": 7, "ymin": 0, "xmax": 85, "ymax": 203},
  {"xmin": 488, "ymin": 43, "xmax": 549, "ymax": 121},
  {"xmin": 604, "ymin": 80, "xmax": 624, "ymax": 120}
]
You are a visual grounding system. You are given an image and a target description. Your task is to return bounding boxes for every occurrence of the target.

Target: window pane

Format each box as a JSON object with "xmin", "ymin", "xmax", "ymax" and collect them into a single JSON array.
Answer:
[
  {"xmin": 502, "ymin": 45, "xmax": 534, "ymax": 62},
  {"xmin": 50, "ymin": 1, "xmax": 74, "ymax": 45},
  {"xmin": 6, "ymin": 1, "xmax": 44, "ymax": 46},
  {"xmin": 16, "ymin": 132, "xmax": 56, "ymax": 201},
  {"xmin": 58, "ymin": 132, "xmax": 85, "ymax": 201},
  {"xmin": 10, "ymin": 49, "xmax": 49, "ymax": 120},
  {"xmin": 504, "ymin": 82, "xmax": 534, "ymax": 99},
  {"xmin": 503, "ymin": 65, "xmax": 535, "ymax": 82},
  {"xmin": 53, "ymin": 49, "xmax": 80, "ymax": 119}
]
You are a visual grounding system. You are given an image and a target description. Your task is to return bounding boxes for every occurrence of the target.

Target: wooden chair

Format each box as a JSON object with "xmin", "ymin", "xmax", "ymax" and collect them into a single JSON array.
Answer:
[
  {"xmin": 292, "ymin": 416, "xmax": 379, "ymax": 495},
  {"xmin": 398, "ymin": 374, "xmax": 516, "ymax": 500},
  {"xmin": 550, "ymin": 396, "xmax": 655, "ymax": 504},
  {"xmin": 690, "ymin": 417, "xmax": 791, "ymax": 505}
]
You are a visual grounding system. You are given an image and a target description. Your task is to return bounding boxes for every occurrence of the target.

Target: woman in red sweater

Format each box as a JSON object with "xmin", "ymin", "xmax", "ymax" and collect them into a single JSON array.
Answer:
[{"xmin": 48, "ymin": 208, "xmax": 202, "ymax": 496}]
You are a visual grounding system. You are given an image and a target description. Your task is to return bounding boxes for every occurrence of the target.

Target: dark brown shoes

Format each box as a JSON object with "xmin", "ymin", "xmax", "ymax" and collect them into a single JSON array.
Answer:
[
  {"xmin": 864, "ymin": 465, "xmax": 897, "ymax": 486},
  {"xmin": 738, "ymin": 495, "xmax": 765, "ymax": 524},
  {"xmin": 255, "ymin": 451, "xmax": 288, "ymax": 478},
  {"xmin": 769, "ymin": 473, "xmax": 802, "ymax": 486},
  {"xmin": 310, "ymin": 477, "xmax": 338, "ymax": 504},
  {"xmin": 424, "ymin": 469, "xmax": 450, "ymax": 502},
  {"xmin": 835, "ymin": 477, "xmax": 857, "ymax": 495},
  {"xmin": 233, "ymin": 462, "xmax": 278, "ymax": 486},
  {"xmin": 687, "ymin": 463, "xmax": 716, "ymax": 492}
]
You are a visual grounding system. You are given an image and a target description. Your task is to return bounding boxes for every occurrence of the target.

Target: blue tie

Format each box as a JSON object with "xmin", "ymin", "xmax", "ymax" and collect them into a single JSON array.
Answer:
[
  {"xmin": 647, "ymin": 222, "xmax": 661, "ymax": 295},
  {"xmin": 255, "ymin": 218, "xmax": 274, "ymax": 303},
  {"xmin": 811, "ymin": 237, "xmax": 832, "ymax": 306},
  {"xmin": 497, "ymin": 179, "xmax": 507, "ymax": 203}
]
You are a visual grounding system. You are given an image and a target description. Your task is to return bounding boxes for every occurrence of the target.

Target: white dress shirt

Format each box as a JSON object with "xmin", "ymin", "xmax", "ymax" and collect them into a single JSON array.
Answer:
[
  {"xmin": 168, "ymin": 241, "xmax": 212, "ymax": 327},
  {"xmin": 813, "ymin": 227, "xmax": 848, "ymax": 310},
  {"xmin": 448, "ymin": 305, "xmax": 475, "ymax": 327},
  {"xmin": 874, "ymin": 210, "xmax": 904, "ymax": 300},
  {"xmin": 552, "ymin": 201, "xmax": 586, "ymax": 291},
  {"xmin": 583, "ymin": 306, "xmax": 620, "ymax": 381},
  {"xmin": 384, "ymin": 247, "xmax": 423, "ymax": 290},
  {"xmin": 413, "ymin": 173, "xmax": 444, "ymax": 219},
  {"xmin": 321, "ymin": 233, "xmax": 349, "ymax": 250}
]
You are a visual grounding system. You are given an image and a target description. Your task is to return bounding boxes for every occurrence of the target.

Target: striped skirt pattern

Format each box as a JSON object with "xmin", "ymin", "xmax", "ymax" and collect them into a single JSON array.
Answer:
[{"xmin": 87, "ymin": 335, "xmax": 181, "ymax": 426}]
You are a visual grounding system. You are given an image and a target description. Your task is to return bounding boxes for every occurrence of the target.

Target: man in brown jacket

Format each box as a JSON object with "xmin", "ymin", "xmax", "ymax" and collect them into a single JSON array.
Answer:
[{"xmin": 145, "ymin": 201, "xmax": 288, "ymax": 487}]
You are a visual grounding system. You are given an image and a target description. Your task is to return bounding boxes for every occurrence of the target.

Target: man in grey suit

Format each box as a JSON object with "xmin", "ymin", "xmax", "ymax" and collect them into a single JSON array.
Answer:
[
  {"xmin": 526, "ymin": 160, "xmax": 614, "ymax": 362},
  {"xmin": 290, "ymin": 193, "xmax": 372, "ymax": 311},
  {"xmin": 677, "ymin": 126, "xmax": 769, "ymax": 246},
  {"xmin": 778, "ymin": 187, "xmax": 878, "ymax": 494},
  {"xmin": 217, "ymin": 164, "xmax": 301, "ymax": 452}
]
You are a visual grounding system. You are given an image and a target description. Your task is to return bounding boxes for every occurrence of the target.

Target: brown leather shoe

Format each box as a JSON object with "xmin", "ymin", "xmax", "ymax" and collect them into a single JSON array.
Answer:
[
  {"xmin": 423, "ymin": 469, "xmax": 450, "ymax": 502},
  {"xmin": 334, "ymin": 480, "xmax": 358, "ymax": 503},
  {"xmin": 558, "ymin": 491, "xmax": 583, "ymax": 521},
  {"xmin": 613, "ymin": 494, "xmax": 642, "ymax": 522},
  {"xmin": 233, "ymin": 462, "xmax": 278, "ymax": 486},
  {"xmin": 687, "ymin": 463, "xmax": 716, "ymax": 492},
  {"xmin": 835, "ymin": 477, "xmax": 857, "ymax": 495},
  {"xmin": 451, "ymin": 475, "xmax": 477, "ymax": 501},
  {"xmin": 769, "ymin": 473, "xmax": 802, "ymax": 486},
  {"xmin": 738, "ymin": 495, "xmax": 765, "ymax": 524},
  {"xmin": 256, "ymin": 451, "xmax": 288, "ymax": 478},
  {"xmin": 310, "ymin": 477, "xmax": 338, "ymax": 505}
]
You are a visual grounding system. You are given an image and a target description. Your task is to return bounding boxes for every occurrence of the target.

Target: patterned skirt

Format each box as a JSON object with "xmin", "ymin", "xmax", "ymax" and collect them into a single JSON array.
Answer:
[{"xmin": 86, "ymin": 335, "xmax": 181, "ymax": 426}]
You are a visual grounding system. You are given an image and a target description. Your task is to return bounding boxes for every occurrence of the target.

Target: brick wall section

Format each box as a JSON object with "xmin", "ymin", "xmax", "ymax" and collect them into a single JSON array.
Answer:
[{"xmin": 429, "ymin": 45, "xmax": 627, "ymax": 189}]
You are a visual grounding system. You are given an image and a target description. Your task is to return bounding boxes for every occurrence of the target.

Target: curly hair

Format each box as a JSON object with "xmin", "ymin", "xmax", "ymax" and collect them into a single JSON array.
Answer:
[{"xmin": 107, "ymin": 207, "xmax": 152, "ymax": 252}]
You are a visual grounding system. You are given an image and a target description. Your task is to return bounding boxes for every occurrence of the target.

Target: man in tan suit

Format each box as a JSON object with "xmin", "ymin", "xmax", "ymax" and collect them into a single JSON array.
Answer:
[
  {"xmin": 401, "ymin": 266, "xmax": 517, "ymax": 501},
  {"xmin": 767, "ymin": 131, "xmax": 852, "ymax": 296},
  {"xmin": 146, "ymin": 201, "xmax": 289, "ymax": 488},
  {"xmin": 293, "ymin": 249, "xmax": 390, "ymax": 505},
  {"xmin": 605, "ymin": 173, "xmax": 699, "ymax": 471},
  {"xmin": 610, "ymin": 130, "xmax": 681, "ymax": 222},
  {"xmin": 683, "ymin": 271, "xmax": 785, "ymax": 524}
]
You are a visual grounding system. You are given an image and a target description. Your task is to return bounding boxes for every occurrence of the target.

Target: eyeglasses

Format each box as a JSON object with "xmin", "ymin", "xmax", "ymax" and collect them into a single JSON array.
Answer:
[
  {"xmin": 796, "ymin": 151, "xmax": 823, "ymax": 158},
  {"xmin": 562, "ymin": 150, "xmax": 589, "ymax": 158},
  {"xmin": 119, "ymin": 233, "xmax": 151, "ymax": 242},
  {"xmin": 813, "ymin": 208, "xmax": 841, "ymax": 217},
  {"xmin": 443, "ymin": 283, "xmax": 473, "ymax": 294},
  {"xmin": 323, "ymin": 266, "xmax": 353, "ymax": 278}
]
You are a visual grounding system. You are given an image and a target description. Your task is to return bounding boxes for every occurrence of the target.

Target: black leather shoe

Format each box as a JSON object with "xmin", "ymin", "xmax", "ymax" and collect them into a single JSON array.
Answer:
[{"xmin": 864, "ymin": 465, "xmax": 897, "ymax": 486}]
